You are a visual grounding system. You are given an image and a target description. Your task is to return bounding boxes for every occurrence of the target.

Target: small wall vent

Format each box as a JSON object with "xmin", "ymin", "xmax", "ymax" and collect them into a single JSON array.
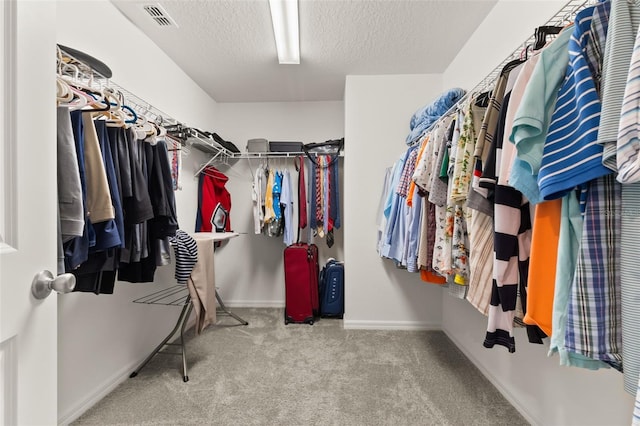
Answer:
[{"xmin": 143, "ymin": 4, "xmax": 178, "ymax": 28}]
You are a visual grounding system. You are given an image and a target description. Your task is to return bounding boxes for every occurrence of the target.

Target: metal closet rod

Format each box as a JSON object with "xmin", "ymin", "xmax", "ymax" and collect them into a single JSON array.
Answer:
[
  {"xmin": 467, "ymin": 0, "xmax": 591, "ymax": 96},
  {"xmin": 193, "ymin": 146, "xmax": 344, "ymax": 177},
  {"xmin": 410, "ymin": 0, "xmax": 593, "ymax": 146}
]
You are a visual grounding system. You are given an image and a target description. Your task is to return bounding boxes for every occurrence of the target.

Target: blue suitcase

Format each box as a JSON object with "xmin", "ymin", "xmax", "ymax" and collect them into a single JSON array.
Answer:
[{"xmin": 319, "ymin": 259, "xmax": 344, "ymax": 318}]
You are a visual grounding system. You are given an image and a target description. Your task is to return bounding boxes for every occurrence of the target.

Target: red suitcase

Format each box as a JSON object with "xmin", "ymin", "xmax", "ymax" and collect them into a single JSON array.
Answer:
[{"xmin": 283, "ymin": 243, "xmax": 319, "ymax": 325}]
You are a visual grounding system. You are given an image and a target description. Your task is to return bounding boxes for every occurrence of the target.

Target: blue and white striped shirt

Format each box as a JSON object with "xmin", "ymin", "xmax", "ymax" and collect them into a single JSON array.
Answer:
[
  {"xmin": 170, "ymin": 230, "xmax": 198, "ymax": 285},
  {"xmin": 537, "ymin": 5, "xmax": 612, "ymax": 201}
]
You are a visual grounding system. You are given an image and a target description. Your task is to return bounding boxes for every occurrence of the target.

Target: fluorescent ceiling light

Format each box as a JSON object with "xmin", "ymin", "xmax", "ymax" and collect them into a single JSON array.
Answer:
[{"xmin": 268, "ymin": 0, "xmax": 300, "ymax": 64}]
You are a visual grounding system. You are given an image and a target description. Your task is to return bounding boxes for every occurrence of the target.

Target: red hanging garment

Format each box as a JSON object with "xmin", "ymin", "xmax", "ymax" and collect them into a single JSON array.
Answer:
[
  {"xmin": 298, "ymin": 156, "xmax": 307, "ymax": 230},
  {"xmin": 196, "ymin": 166, "xmax": 232, "ymax": 232}
]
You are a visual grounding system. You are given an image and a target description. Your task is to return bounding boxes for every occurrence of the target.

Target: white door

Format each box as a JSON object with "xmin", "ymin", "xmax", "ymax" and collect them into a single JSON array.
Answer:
[{"xmin": 0, "ymin": 1, "xmax": 59, "ymax": 424}]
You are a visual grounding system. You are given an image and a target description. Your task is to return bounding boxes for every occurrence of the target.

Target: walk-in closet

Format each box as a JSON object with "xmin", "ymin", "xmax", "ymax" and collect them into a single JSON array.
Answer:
[{"xmin": 0, "ymin": 0, "xmax": 636, "ymax": 425}]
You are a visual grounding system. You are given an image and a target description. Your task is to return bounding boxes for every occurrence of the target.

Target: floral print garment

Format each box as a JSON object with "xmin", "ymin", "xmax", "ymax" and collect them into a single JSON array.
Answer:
[
  {"xmin": 451, "ymin": 100, "xmax": 477, "ymax": 203},
  {"xmin": 433, "ymin": 110, "xmax": 463, "ymax": 278}
]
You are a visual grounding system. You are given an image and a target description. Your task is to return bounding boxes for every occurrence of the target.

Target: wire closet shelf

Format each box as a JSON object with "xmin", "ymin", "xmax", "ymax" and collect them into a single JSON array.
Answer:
[
  {"xmin": 410, "ymin": 0, "xmax": 595, "ymax": 146},
  {"xmin": 57, "ymin": 45, "xmax": 186, "ymax": 139}
]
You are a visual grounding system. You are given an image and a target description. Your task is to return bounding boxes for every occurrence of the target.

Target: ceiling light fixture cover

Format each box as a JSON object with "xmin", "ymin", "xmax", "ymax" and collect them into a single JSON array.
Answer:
[{"xmin": 268, "ymin": 0, "xmax": 300, "ymax": 64}]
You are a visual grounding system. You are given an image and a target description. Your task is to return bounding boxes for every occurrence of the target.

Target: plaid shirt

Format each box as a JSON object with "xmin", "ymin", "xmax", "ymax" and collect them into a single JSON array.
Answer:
[
  {"xmin": 587, "ymin": 0, "xmax": 610, "ymax": 96},
  {"xmin": 561, "ymin": 1, "xmax": 622, "ymax": 372},
  {"xmin": 396, "ymin": 148, "xmax": 419, "ymax": 197},
  {"xmin": 565, "ymin": 174, "xmax": 622, "ymax": 370}
]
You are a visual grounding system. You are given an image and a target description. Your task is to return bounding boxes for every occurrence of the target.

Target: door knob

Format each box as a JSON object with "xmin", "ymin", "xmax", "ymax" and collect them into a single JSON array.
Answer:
[{"xmin": 31, "ymin": 270, "xmax": 76, "ymax": 299}]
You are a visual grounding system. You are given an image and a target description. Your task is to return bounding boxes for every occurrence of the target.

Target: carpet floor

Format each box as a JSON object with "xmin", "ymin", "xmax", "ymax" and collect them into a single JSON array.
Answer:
[{"xmin": 72, "ymin": 308, "xmax": 529, "ymax": 425}]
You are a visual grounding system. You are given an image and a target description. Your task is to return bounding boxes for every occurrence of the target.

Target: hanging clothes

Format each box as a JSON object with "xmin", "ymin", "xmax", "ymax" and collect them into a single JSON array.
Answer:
[
  {"xmin": 195, "ymin": 166, "xmax": 231, "ymax": 233},
  {"xmin": 537, "ymin": 5, "xmax": 611, "ymax": 202},
  {"xmin": 416, "ymin": 122, "xmax": 448, "ymax": 285},
  {"xmin": 377, "ymin": 166, "xmax": 395, "ymax": 256},
  {"xmin": 56, "ymin": 105, "xmax": 178, "ymax": 292},
  {"xmin": 373, "ymin": 5, "xmax": 640, "ymax": 400},
  {"xmin": 168, "ymin": 138, "xmax": 182, "ymax": 191},
  {"xmin": 66, "ymin": 111, "xmax": 122, "ymax": 294},
  {"xmin": 305, "ymin": 154, "xmax": 342, "ymax": 247},
  {"xmin": 385, "ymin": 147, "xmax": 419, "ymax": 265},
  {"xmin": 611, "ymin": 0, "xmax": 640, "ymax": 396},
  {"xmin": 565, "ymin": 174, "xmax": 622, "ymax": 369},
  {"xmin": 252, "ymin": 164, "xmax": 265, "ymax": 234},
  {"xmin": 263, "ymin": 168, "xmax": 275, "ymax": 225},
  {"xmin": 450, "ymin": 98, "xmax": 479, "ymax": 288},
  {"xmin": 547, "ymin": 191, "xmax": 607, "ymax": 370},
  {"xmin": 509, "ymin": 28, "xmax": 572, "ymax": 206},
  {"xmin": 380, "ymin": 151, "xmax": 409, "ymax": 260},
  {"xmin": 523, "ymin": 198, "xmax": 561, "ymax": 336},
  {"xmin": 267, "ymin": 170, "xmax": 284, "ymax": 237},
  {"xmin": 56, "ymin": 107, "xmax": 84, "ymax": 275},
  {"xmin": 298, "ymin": 157, "xmax": 308, "ymax": 231},
  {"xmin": 170, "ymin": 229, "xmax": 198, "ymax": 285},
  {"xmin": 119, "ymin": 137, "xmax": 178, "ymax": 283},
  {"xmin": 467, "ymin": 84, "xmax": 500, "ymax": 315},
  {"xmin": 599, "ymin": 0, "xmax": 640, "ymax": 172},
  {"xmin": 281, "ymin": 170, "xmax": 295, "ymax": 246},
  {"xmin": 69, "ymin": 119, "xmax": 125, "ymax": 294}
]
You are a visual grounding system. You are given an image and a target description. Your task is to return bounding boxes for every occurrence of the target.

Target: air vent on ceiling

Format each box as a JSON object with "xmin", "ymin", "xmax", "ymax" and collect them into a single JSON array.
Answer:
[{"xmin": 143, "ymin": 4, "xmax": 178, "ymax": 28}]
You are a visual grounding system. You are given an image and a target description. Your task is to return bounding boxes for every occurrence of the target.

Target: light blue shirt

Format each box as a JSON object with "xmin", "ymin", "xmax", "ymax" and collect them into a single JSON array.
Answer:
[
  {"xmin": 381, "ymin": 151, "xmax": 411, "ymax": 259},
  {"xmin": 404, "ymin": 192, "xmax": 423, "ymax": 272},
  {"xmin": 548, "ymin": 192, "xmax": 608, "ymax": 370},
  {"xmin": 509, "ymin": 27, "xmax": 572, "ymax": 205},
  {"xmin": 281, "ymin": 170, "xmax": 294, "ymax": 246}
]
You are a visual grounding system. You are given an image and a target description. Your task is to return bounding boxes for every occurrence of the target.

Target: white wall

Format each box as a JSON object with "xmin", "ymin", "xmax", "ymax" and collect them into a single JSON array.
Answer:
[
  {"xmin": 56, "ymin": 1, "xmax": 219, "ymax": 423},
  {"xmin": 442, "ymin": 0, "xmax": 567, "ymax": 90},
  {"xmin": 441, "ymin": 2, "xmax": 635, "ymax": 425},
  {"xmin": 444, "ymin": 299, "xmax": 633, "ymax": 426},
  {"xmin": 343, "ymin": 74, "xmax": 444, "ymax": 329},
  {"xmin": 212, "ymin": 101, "xmax": 344, "ymax": 306}
]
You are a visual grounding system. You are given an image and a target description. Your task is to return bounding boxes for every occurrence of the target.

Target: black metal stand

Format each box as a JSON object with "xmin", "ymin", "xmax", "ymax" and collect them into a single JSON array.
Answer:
[
  {"xmin": 130, "ymin": 285, "xmax": 193, "ymax": 382},
  {"xmin": 215, "ymin": 288, "xmax": 249, "ymax": 325},
  {"xmin": 129, "ymin": 284, "xmax": 248, "ymax": 382}
]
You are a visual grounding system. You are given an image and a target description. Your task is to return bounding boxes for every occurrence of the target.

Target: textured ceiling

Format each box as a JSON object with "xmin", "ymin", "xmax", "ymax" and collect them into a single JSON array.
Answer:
[{"xmin": 110, "ymin": 0, "xmax": 497, "ymax": 102}]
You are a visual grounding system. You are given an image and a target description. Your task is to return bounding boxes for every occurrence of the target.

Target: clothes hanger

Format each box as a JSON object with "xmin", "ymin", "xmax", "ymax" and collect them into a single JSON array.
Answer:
[
  {"xmin": 533, "ymin": 25, "xmax": 563, "ymax": 51},
  {"xmin": 200, "ymin": 165, "xmax": 231, "ymax": 180},
  {"xmin": 156, "ymin": 123, "xmax": 167, "ymax": 138},
  {"xmin": 500, "ymin": 58, "xmax": 525, "ymax": 76},
  {"xmin": 61, "ymin": 77, "xmax": 109, "ymax": 110},
  {"xmin": 79, "ymin": 90, "xmax": 111, "ymax": 113},
  {"xmin": 473, "ymin": 90, "xmax": 492, "ymax": 108},
  {"xmin": 104, "ymin": 89, "xmax": 136, "ymax": 127},
  {"xmin": 82, "ymin": 87, "xmax": 121, "ymax": 122},
  {"xmin": 135, "ymin": 107, "xmax": 159, "ymax": 138},
  {"xmin": 58, "ymin": 62, "xmax": 105, "ymax": 103},
  {"xmin": 65, "ymin": 85, "xmax": 94, "ymax": 110},
  {"xmin": 120, "ymin": 104, "xmax": 139, "ymax": 125},
  {"xmin": 165, "ymin": 134, "xmax": 187, "ymax": 154},
  {"xmin": 56, "ymin": 78, "xmax": 74, "ymax": 104}
]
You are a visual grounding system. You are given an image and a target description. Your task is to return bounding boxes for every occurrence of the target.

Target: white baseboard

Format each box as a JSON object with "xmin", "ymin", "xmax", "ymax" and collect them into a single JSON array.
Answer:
[
  {"xmin": 343, "ymin": 319, "xmax": 441, "ymax": 330},
  {"xmin": 220, "ymin": 300, "xmax": 284, "ymax": 308},
  {"xmin": 58, "ymin": 319, "xmax": 197, "ymax": 426},
  {"xmin": 57, "ymin": 356, "xmax": 140, "ymax": 425},
  {"xmin": 442, "ymin": 328, "xmax": 539, "ymax": 426}
]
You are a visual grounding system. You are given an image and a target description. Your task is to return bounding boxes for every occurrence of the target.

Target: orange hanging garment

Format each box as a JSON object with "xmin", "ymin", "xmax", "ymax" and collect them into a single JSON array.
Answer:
[
  {"xmin": 407, "ymin": 135, "xmax": 429, "ymax": 207},
  {"xmin": 523, "ymin": 198, "xmax": 561, "ymax": 336}
]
